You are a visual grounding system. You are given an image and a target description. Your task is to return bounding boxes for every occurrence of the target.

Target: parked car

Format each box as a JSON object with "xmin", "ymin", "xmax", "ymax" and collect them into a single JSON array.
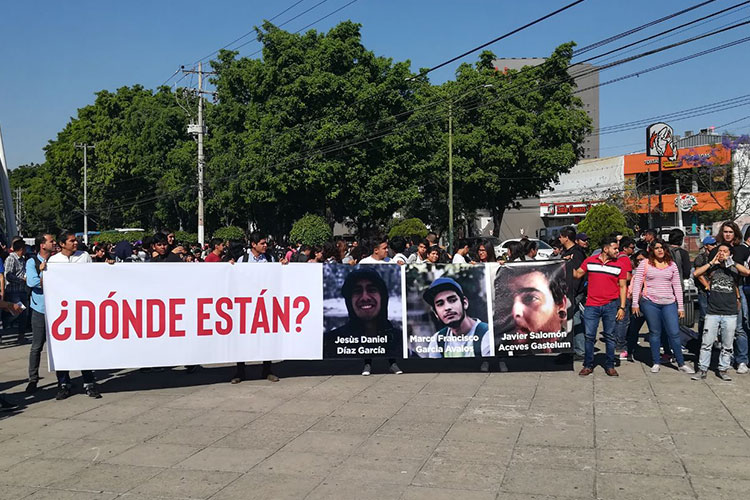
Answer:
[{"xmin": 497, "ymin": 238, "xmax": 554, "ymax": 259}]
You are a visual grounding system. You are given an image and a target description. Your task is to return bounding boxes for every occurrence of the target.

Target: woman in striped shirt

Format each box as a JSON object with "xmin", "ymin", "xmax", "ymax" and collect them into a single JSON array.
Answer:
[{"xmin": 631, "ymin": 240, "xmax": 695, "ymax": 374}]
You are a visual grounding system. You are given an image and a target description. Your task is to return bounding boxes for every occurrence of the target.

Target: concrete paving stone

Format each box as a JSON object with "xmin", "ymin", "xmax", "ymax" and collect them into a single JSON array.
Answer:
[
  {"xmin": 682, "ymin": 455, "xmax": 750, "ymax": 479},
  {"xmin": 595, "ymin": 471, "xmax": 695, "ymax": 499},
  {"xmin": 597, "ymin": 400, "xmax": 662, "ymax": 417},
  {"xmin": 163, "ymin": 394, "xmax": 230, "ymax": 410},
  {"xmin": 129, "ymin": 407, "xmax": 207, "ymax": 427},
  {"xmin": 471, "ymin": 388, "xmax": 535, "ymax": 405},
  {"xmin": 131, "ymin": 468, "xmax": 241, "ymax": 499},
  {"xmin": 0, "ymin": 458, "xmax": 91, "ymax": 487},
  {"xmin": 359, "ymin": 435, "xmax": 439, "ymax": 461},
  {"xmin": 391, "ymin": 403, "xmax": 465, "ymax": 423},
  {"xmin": 243, "ymin": 411, "xmax": 322, "ymax": 434},
  {"xmin": 208, "ymin": 471, "xmax": 320, "ymax": 500},
  {"xmin": 257, "ymin": 450, "xmax": 344, "ymax": 477},
  {"xmin": 459, "ymin": 404, "xmax": 529, "ymax": 426},
  {"xmin": 692, "ymin": 476, "xmax": 750, "ymax": 499},
  {"xmin": 660, "ymin": 403, "xmax": 733, "ymax": 420},
  {"xmin": 332, "ymin": 402, "xmax": 404, "ymax": 419},
  {"xmin": 325, "ymin": 455, "xmax": 425, "ymax": 485},
  {"xmin": 595, "ymin": 431, "xmax": 676, "ymax": 452},
  {"xmin": 673, "ymin": 434, "xmax": 750, "ymax": 457},
  {"xmin": 178, "ymin": 409, "xmax": 263, "ymax": 429},
  {"xmin": 476, "ymin": 382, "xmax": 538, "ymax": 397},
  {"xmin": 49, "ymin": 463, "xmax": 164, "ymax": 494},
  {"xmin": 113, "ymin": 394, "xmax": 184, "ymax": 408},
  {"xmin": 444, "ymin": 422, "xmax": 521, "ymax": 445},
  {"xmin": 375, "ymin": 418, "xmax": 453, "ymax": 441},
  {"xmin": 214, "ymin": 394, "xmax": 285, "ymax": 413},
  {"xmin": 496, "ymin": 494, "xmax": 593, "ymax": 500},
  {"xmin": 0, "ymin": 430, "xmax": 16, "ymax": 444},
  {"xmin": 518, "ymin": 423, "xmax": 594, "ymax": 449},
  {"xmin": 41, "ymin": 438, "xmax": 137, "ymax": 462},
  {"xmin": 407, "ymin": 394, "xmax": 472, "ymax": 408},
  {"xmin": 524, "ymin": 413, "xmax": 593, "ymax": 428},
  {"xmin": 0, "ymin": 435, "xmax": 73, "ymax": 459},
  {"xmin": 211, "ymin": 426, "xmax": 301, "ymax": 451},
  {"xmin": 97, "ymin": 421, "xmax": 173, "ymax": 444},
  {"xmin": 509, "ymin": 445, "xmax": 595, "ymax": 471},
  {"xmin": 401, "ymin": 486, "xmax": 497, "ymax": 500},
  {"xmin": 665, "ymin": 416, "xmax": 747, "ymax": 437},
  {"xmin": 370, "ymin": 374, "xmax": 434, "ymax": 393},
  {"xmin": 420, "ymin": 382, "xmax": 484, "ymax": 397},
  {"xmin": 173, "ymin": 446, "xmax": 269, "ymax": 473},
  {"xmin": 75, "ymin": 403, "xmax": 156, "ymax": 423},
  {"xmin": 595, "ymin": 415, "xmax": 668, "ymax": 434},
  {"xmin": 484, "ymin": 373, "xmax": 540, "ymax": 387},
  {"xmin": 0, "ymin": 416, "xmax": 59, "ymax": 435},
  {"xmin": 21, "ymin": 490, "xmax": 118, "ymax": 500},
  {"xmin": 412, "ymin": 457, "xmax": 504, "ymax": 492},
  {"xmin": 271, "ymin": 397, "xmax": 343, "ymax": 416},
  {"xmin": 307, "ymin": 479, "xmax": 408, "ymax": 500},
  {"xmin": 308, "ymin": 415, "xmax": 387, "ymax": 435},
  {"xmin": 596, "ymin": 449, "xmax": 685, "ymax": 476},
  {"xmin": 281, "ymin": 430, "xmax": 367, "ymax": 455},
  {"xmin": 34, "ymin": 419, "xmax": 113, "ymax": 440},
  {"xmin": 432, "ymin": 438, "xmax": 514, "ymax": 464},
  {"xmin": 20, "ymin": 397, "xmax": 107, "ymax": 419},
  {"xmin": 104, "ymin": 443, "xmax": 201, "ymax": 468},
  {"xmin": 500, "ymin": 466, "xmax": 595, "ymax": 498},
  {"xmin": 350, "ymin": 389, "xmax": 416, "ymax": 406},
  {"xmin": 147, "ymin": 425, "xmax": 234, "ymax": 446},
  {"xmin": 0, "ymin": 485, "xmax": 38, "ymax": 500},
  {"xmin": 529, "ymin": 399, "xmax": 593, "ymax": 416},
  {"xmin": 0, "ymin": 453, "xmax": 28, "ymax": 471}
]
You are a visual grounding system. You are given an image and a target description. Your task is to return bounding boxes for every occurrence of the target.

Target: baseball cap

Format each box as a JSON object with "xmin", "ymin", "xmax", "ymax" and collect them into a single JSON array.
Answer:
[
  {"xmin": 422, "ymin": 277, "xmax": 464, "ymax": 305},
  {"xmin": 702, "ymin": 236, "xmax": 717, "ymax": 245},
  {"xmin": 576, "ymin": 233, "xmax": 588, "ymax": 241}
]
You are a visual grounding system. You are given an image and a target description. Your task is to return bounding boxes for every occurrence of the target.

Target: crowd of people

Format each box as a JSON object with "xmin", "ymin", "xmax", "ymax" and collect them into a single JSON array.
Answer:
[{"xmin": 0, "ymin": 221, "xmax": 746, "ymax": 411}]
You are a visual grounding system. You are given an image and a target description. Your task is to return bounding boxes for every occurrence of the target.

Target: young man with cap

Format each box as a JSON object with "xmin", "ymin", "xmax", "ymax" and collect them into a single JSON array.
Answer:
[
  {"xmin": 575, "ymin": 233, "xmax": 589, "ymax": 254},
  {"xmin": 423, "ymin": 277, "xmax": 491, "ymax": 358},
  {"xmin": 693, "ymin": 236, "xmax": 717, "ymax": 338},
  {"xmin": 573, "ymin": 236, "xmax": 627, "ymax": 376}
]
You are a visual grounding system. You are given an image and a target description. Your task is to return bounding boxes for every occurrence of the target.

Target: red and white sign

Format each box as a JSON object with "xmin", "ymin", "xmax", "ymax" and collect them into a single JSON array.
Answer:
[
  {"xmin": 541, "ymin": 203, "xmax": 595, "ymax": 217},
  {"xmin": 44, "ymin": 263, "xmax": 323, "ymax": 370}
]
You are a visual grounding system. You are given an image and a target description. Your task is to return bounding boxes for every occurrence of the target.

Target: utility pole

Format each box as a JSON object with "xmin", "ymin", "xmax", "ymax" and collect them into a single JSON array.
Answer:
[
  {"xmin": 14, "ymin": 187, "xmax": 22, "ymax": 236},
  {"xmin": 75, "ymin": 143, "xmax": 95, "ymax": 245},
  {"xmin": 182, "ymin": 63, "xmax": 215, "ymax": 247},
  {"xmin": 448, "ymin": 103, "xmax": 453, "ymax": 255}
]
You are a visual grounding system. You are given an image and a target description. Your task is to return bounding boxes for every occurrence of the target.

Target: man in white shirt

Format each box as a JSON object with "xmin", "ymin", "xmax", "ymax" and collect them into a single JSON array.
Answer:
[
  {"xmin": 359, "ymin": 236, "xmax": 389, "ymax": 264},
  {"xmin": 452, "ymin": 239, "xmax": 472, "ymax": 264},
  {"xmin": 46, "ymin": 230, "xmax": 100, "ymax": 399}
]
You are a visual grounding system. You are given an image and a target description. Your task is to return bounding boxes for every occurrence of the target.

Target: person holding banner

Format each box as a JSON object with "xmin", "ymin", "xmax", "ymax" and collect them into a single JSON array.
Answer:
[
  {"xmin": 422, "ymin": 277, "xmax": 491, "ymax": 358},
  {"xmin": 232, "ymin": 232, "xmax": 284, "ymax": 383},
  {"xmin": 26, "ymin": 232, "xmax": 102, "ymax": 399},
  {"xmin": 573, "ymin": 236, "xmax": 627, "ymax": 377}
]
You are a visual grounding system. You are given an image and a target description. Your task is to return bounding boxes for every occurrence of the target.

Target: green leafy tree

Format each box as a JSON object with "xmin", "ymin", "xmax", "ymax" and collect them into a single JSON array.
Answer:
[
  {"xmin": 289, "ymin": 214, "xmax": 332, "ymax": 246},
  {"xmin": 213, "ymin": 226, "xmax": 245, "ymax": 241},
  {"xmin": 408, "ymin": 44, "xmax": 591, "ymax": 236},
  {"xmin": 577, "ymin": 203, "xmax": 633, "ymax": 250},
  {"xmin": 388, "ymin": 218, "xmax": 428, "ymax": 239}
]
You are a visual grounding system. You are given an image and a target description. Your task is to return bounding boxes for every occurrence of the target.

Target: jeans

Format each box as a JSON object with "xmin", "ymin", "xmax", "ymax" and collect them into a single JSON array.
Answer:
[
  {"xmin": 583, "ymin": 299, "xmax": 618, "ymax": 369},
  {"xmin": 639, "ymin": 299, "xmax": 685, "ymax": 366},
  {"xmin": 3, "ymin": 290, "xmax": 28, "ymax": 338},
  {"xmin": 700, "ymin": 314, "xmax": 737, "ymax": 372},
  {"xmin": 615, "ymin": 298, "xmax": 631, "ymax": 351},
  {"xmin": 572, "ymin": 293, "xmax": 585, "ymax": 356},
  {"xmin": 626, "ymin": 313, "xmax": 646, "ymax": 355},
  {"xmin": 734, "ymin": 291, "xmax": 749, "ymax": 365},
  {"xmin": 697, "ymin": 290, "xmax": 709, "ymax": 338},
  {"xmin": 28, "ymin": 309, "xmax": 96, "ymax": 387}
]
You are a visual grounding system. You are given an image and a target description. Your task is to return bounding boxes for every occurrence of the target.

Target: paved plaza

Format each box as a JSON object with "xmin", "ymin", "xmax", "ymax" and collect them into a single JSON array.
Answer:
[{"xmin": 1, "ymin": 340, "xmax": 750, "ymax": 500}]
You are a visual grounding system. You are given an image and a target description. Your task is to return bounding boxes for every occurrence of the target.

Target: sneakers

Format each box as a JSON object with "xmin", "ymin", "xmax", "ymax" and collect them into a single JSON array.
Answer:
[
  {"xmin": 578, "ymin": 366, "xmax": 593, "ymax": 377},
  {"xmin": 737, "ymin": 363, "xmax": 749, "ymax": 374},
  {"xmin": 389, "ymin": 363, "xmax": 403, "ymax": 375},
  {"xmin": 25, "ymin": 381, "xmax": 38, "ymax": 395},
  {"xmin": 678, "ymin": 364, "xmax": 696, "ymax": 374},
  {"xmin": 618, "ymin": 351, "xmax": 628, "ymax": 360},
  {"xmin": 719, "ymin": 371, "xmax": 733, "ymax": 381},
  {"xmin": 266, "ymin": 373, "xmax": 280, "ymax": 382},
  {"xmin": 650, "ymin": 364, "xmax": 661, "ymax": 373},
  {"xmin": 0, "ymin": 395, "xmax": 19, "ymax": 412},
  {"xmin": 230, "ymin": 368, "xmax": 245, "ymax": 384},
  {"xmin": 84, "ymin": 384, "xmax": 102, "ymax": 399},
  {"xmin": 691, "ymin": 370, "xmax": 707, "ymax": 381},
  {"xmin": 361, "ymin": 363, "xmax": 371, "ymax": 376},
  {"xmin": 55, "ymin": 384, "xmax": 72, "ymax": 401}
]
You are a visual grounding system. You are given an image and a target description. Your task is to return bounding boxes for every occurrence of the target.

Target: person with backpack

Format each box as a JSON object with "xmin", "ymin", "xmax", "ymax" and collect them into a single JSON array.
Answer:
[{"xmin": 631, "ymin": 239, "xmax": 695, "ymax": 375}]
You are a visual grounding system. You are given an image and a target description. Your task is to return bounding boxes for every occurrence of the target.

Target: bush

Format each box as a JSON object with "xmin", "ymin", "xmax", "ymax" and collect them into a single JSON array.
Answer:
[
  {"xmin": 289, "ymin": 214, "xmax": 332, "ymax": 246},
  {"xmin": 175, "ymin": 230, "xmax": 198, "ymax": 244},
  {"xmin": 213, "ymin": 226, "xmax": 246, "ymax": 241},
  {"xmin": 577, "ymin": 203, "xmax": 634, "ymax": 250},
  {"xmin": 388, "ymin": 218, "xmax": 428, "ymax": 239},
  {"xmin": 91, "ymin": 231, "xmax": 149, "ymax": 245}
]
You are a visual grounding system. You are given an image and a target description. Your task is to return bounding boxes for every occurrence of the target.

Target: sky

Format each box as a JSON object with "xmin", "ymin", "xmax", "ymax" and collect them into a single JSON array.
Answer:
[{"xmin": 2, "ymin": 0, "xmax": 750, "ymax": 170}]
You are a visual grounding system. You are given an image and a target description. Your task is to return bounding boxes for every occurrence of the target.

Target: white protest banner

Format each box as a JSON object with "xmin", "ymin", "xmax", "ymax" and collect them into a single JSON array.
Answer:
[{"xmin": 44, "ymin": 263, "xmax": 323, "ymax": 370}]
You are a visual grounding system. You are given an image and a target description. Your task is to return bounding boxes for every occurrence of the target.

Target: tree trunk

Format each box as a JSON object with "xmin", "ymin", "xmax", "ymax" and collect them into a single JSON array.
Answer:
[{"xmin": 490, "ymin": 206, "xmax": 505, "ymax": 238}]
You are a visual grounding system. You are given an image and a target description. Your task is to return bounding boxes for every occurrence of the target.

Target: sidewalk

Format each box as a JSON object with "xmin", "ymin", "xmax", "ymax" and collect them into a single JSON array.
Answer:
[{"xmin": 1, "ymin": 340, "xmax": 749, "ymax": 500}]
